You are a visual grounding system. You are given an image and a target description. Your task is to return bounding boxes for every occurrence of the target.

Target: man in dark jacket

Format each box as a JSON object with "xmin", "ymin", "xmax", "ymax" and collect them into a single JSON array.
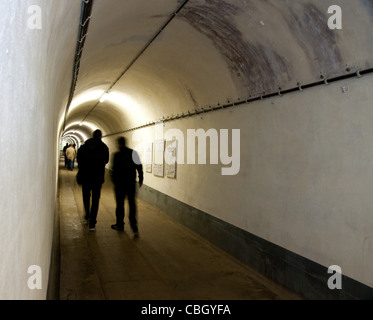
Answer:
[
  {"xmin": 63, "ymin": 143, "xmax": 69, "ymax": 168},
  {"xmin": 77, "ymin": 129, "xmax": 109, "ymax": 231},
  {"xmin": 111, "ymin": 137, "xmax": 143, "ymax": 236}
]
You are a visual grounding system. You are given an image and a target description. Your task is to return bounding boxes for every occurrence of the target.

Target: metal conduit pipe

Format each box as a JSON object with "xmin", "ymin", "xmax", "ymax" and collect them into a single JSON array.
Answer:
[
  {"xmin": 63, "ymin": 0, "xmax": 94, "ymax": 130},
  {"xmin": 103, "ymin": 67, "xmax": 373, "ymax": 137},
  {"xmin": 107, "ymin": 0, "xmax": 190, "ymax": 93},
  {"xmin": 79, "ymin": 0, "xmax": 190, "ymax": 125}
]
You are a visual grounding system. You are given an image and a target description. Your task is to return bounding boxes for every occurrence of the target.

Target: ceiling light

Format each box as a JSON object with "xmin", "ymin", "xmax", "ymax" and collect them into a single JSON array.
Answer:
[{"xmin": 100, "ymin": 93, "xmax": 109, "ymax": 103}]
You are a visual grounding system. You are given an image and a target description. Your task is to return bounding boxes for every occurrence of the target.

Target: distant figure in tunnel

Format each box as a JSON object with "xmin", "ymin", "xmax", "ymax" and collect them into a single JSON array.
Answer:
[
  {"xmin": 77, "ymin": 129, "xmax": 109, "ymax": 231},
  {"xmin": 63, "ymin": 143, "xmax": 69, "ymax": 168},
  {"xmin": 111, "ymin": 137, "xmax": 143, "ymax": 236},
  {"xmin": 66, "ymin": 144, "xmax": 76, "ymax": 171}
]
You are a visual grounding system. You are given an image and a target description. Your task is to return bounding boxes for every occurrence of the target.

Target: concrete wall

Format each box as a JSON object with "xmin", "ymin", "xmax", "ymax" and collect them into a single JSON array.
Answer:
[
  {"xmin": 0, "ymin": 0, "xmax": 80, "ymax": 299},
  {"xmin": 103, "ymin": 72, "xmax": 373, "ymax": 291}
]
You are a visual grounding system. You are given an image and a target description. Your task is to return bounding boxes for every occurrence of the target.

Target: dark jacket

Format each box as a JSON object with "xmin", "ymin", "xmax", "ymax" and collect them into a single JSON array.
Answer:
[
  {"xmin": 111, "ymin": 147, "xmax": 143, "ymax": 189},
  {"xmin": 77, "ymin": 138, "xmax": 109, "ymax": 184}
]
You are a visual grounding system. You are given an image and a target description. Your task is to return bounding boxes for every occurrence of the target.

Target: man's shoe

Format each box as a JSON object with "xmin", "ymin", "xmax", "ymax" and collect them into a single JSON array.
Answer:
[
  {"xmin": 89, "ymin": 227, "xmax": 95, "ymax": 231},
  {"xmin": 111, "ymin": 224, "xmax": 124, "ymax": 231}
]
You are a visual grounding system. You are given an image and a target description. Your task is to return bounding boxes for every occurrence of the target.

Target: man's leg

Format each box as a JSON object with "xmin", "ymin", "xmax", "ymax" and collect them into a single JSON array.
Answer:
[
  {"xmin": 89, "ymin": 183, "xmax": 102, "ymax": 229},
  {"xmin": 82, "ymin": 184, "xmax": 91, "ymax": 221},
  {"xmin": 127, "ymin": 188, "xmax": 138, "ymax": 234},
  {"xmin": 114, "ymin": 186, "xmax": 125, "ymax": 228}
]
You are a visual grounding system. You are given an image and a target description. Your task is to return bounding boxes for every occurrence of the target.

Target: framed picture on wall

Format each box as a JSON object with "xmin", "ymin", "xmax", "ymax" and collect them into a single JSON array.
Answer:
[
  {"xmin": 153, "ymin": 139, "xmax": 164, "ymax": 177},
  {"xmin": 165, "ymin": 140, "xmax": 177, "ymax": 179},
  {"xmin": 145, "ymin": 142, "xmax": 153, "ymax": 173}
]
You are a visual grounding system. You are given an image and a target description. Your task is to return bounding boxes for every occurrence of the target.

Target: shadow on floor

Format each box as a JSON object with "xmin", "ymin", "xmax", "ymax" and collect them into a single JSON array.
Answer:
[{"xmin": 57, "ymin": 162, "xmax": 302, "ymax": 301}]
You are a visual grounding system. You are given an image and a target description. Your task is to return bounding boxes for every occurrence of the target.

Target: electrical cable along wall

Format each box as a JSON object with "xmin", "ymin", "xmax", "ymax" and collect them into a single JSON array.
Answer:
[{"xmin": 63, "ymin": 0, "xmax": 94, "ymax": 130}]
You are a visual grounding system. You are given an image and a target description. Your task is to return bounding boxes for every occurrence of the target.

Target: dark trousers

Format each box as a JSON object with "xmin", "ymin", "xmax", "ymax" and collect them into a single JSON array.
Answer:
[
  {"xmin": 82, "ymin": 183, "xmax": 102, "ymax": 228},
  {"xmin": 115, "ymin": 185, "xmax": 138, "ymax": 233},
  {"xmin": 67, "ymin": 159, "xmax": 74, "ymax": 170}
]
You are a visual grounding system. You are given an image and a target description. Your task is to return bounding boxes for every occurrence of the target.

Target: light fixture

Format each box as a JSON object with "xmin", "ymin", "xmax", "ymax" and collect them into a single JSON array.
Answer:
[
  {"xmin": 100, "ymin": 93, "xmax": 109, "ymax": 103},
  {"xmin": 69, "ymin": 89, "xmax": 104, "ymax": 112}
]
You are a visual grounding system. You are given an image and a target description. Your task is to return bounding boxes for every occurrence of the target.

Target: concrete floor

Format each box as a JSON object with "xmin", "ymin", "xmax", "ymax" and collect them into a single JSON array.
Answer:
[{"xmin": 58, "ymin": 160, "xmax": 302, "ymax": 300}]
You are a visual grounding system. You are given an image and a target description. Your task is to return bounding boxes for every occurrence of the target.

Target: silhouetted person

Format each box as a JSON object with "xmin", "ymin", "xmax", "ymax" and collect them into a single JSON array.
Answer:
[
  {"xmin": 72, "ymin": 144, "xmax": 77, "ymax": 169},
  {"xmin": 111, "ymin": 137, "xmax": 143, "ymax": 236},
  {"xmin": 63, "ymin": 143, "xmax": 69, "ymax": 168},
  {"xmin": 66, "ymin": 144, "xmax": 76, "ymax": 171},
  {"xmin": 77, "ymin": 129, "xmax": 109, "ymax": 231}
]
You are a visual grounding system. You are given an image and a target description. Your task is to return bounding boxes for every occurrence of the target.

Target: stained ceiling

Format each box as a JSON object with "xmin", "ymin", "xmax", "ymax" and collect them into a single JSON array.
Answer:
[{"xmin": 62, "ymin": 0, "xmax": 373, "ymax": 143}]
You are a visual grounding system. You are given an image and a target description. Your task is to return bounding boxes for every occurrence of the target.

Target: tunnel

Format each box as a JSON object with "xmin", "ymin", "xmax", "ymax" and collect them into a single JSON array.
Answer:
[{"xmin": 1, "ymin": 0, "xmax": 373, "ymax": 300}]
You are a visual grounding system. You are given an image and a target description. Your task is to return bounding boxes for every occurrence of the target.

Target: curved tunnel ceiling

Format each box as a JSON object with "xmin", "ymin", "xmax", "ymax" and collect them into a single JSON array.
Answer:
[{"xmin": 63, "ymin": 0, "xmax": 373, "ymax": 141}]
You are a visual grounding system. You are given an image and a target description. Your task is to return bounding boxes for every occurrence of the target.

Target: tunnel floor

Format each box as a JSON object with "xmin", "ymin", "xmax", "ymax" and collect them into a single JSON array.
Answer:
[{"xmin": 57, "ymin": 158, "xmax": 302, "ymax": 300}]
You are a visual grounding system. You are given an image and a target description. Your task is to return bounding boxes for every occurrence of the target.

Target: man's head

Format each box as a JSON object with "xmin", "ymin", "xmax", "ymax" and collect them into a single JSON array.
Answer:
[
  {"xmin": 93, "ymin": 129, "xmax": 102, "ymax": 139},
  {"xmin": 117, "ymin": 137, "xmax": 126, "ymax": 148}
]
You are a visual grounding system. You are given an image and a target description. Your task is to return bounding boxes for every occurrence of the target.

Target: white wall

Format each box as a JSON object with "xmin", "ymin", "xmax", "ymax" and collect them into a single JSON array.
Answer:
[
  {"xmin": 0, "ymin": 0, "xmax": 80, "ymax": 299},
  {"xmin": 107, "ymin": 74, "xmax": 373, "ymax": 289}
]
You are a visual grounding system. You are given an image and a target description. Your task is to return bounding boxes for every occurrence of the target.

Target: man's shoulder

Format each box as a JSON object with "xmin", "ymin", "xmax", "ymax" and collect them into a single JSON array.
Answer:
[
  {"xmin": 85, "ymin": 138, "xmax": 108, "ymax": 149},
  {"xmin": 84, "ymin": 138, "xmax": 95, "ymax": 145},
  {"xmin": 102, "ymin": 141, "xmax": 109, "ymax": 150},
  {"xmin": 113, "ymin": 150, "xmax": 122, "ymax": 157},
  {"xmin": 114, "ymin": 148, "xmax": 133, "ymax": 160}
]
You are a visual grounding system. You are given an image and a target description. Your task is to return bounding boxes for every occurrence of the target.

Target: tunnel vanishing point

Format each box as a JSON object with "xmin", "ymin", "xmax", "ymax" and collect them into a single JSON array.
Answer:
[{"xmin": 1, "ymin": 0, "xmax": 373, "ymax": 300}]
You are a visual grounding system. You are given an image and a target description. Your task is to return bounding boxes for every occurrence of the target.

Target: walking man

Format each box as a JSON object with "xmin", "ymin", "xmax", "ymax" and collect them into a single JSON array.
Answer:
[
  {"xmin": 66, "ymin": 144, "xmax": 76, "ymax": 171},
  {"xmin": 77, "ymin": 129, "xmax": 109, "ymax": 231},
  {"xmin": 111, "ymin": 137, "xmax": 143, "ymax": 236},
  {"xmin": 63, "ymin": 143, "xmax": 69, "ymax": 168}
]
